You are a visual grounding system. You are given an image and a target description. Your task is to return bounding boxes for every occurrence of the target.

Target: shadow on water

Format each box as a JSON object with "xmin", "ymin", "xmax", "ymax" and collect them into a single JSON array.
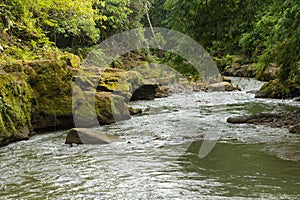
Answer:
[{"xmin": 177, "ymin": 140, "xmax": 300, "ymax": 198}]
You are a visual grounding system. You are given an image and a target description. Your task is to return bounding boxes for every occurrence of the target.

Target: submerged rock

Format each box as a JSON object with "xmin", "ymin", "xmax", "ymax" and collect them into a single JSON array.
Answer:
[
  {"xmin": 65, "ymin": 128, "xmax": 121, "ymax": 145},
  {"xmin": 227, "ymin": 113, "xmax": 280, "ymax": 124},
  {"xmin": 294, "ymin": 97, "xmax": 300, "ymax": 102}
]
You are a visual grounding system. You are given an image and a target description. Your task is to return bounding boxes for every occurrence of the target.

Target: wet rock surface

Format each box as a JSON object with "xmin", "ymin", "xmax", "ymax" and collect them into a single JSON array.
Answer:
[
  {"xmin": 130, "ymin": 84, "xmax": 158, "ymax": 101},
  {"xmin": 208, "ymin": 81, "xmax": 241, "ymax": 92},
  {"xmin": 227, "ymin": 109, "xmax": 300, "ymax": 134},
  {"xmin": 255, "ymin": 79, "xmax": 300, "ymax": 99},
  {"xmin": 129, "ymin": 107, "xmax": 143, "ymax": 116},
  {"xmin": 224, "ymin": 63, "xmax": 279, "ymax": 82},
  {"xmin": 65, "ymin": 128, "xmax": 122, "ymax": 145}
]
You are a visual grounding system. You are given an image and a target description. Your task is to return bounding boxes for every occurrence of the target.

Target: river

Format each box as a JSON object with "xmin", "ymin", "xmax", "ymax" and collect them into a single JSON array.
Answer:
[{"xmin": 0, "ymin": 77, "xmax": 299, "ymax": 199}]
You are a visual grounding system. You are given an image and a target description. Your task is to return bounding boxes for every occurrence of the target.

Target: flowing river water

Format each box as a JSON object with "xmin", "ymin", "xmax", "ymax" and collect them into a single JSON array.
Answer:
[{"xmin": 0, "ymin": 77, "xmax": 299, "ymax": 199}]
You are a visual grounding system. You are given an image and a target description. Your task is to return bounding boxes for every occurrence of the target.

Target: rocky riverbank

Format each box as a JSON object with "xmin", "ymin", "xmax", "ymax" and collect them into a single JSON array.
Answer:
[
  {"xmin": 227, "ymin": 109, "xmax": 300, "ymax": 134},
  {"xmin": 0, "ymin": 55, "xmax": 145, "ymax": 146},
  {"xmin": 0, "ymin": 53, "xmax": 242, "ymax": 146},
  {"xmin": 216, "ymin": 54, "xmax": 300, "ymax": 99}
]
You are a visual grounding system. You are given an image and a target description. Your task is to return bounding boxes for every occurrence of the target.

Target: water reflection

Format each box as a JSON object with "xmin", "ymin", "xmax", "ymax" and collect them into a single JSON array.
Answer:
[{"xmin": 178, "ymin": 141, "xmax": 300, "ymax": 198}]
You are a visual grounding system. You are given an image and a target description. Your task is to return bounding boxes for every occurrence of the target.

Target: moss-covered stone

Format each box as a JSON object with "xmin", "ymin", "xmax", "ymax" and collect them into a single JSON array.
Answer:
[
  {"xmin": 0, "ymin": 53, "xmax": 144, "ymax": 146},
  {"xmin": 96, "ymin": 92, "xmax": 131, "ymax": 124},
  {"xmin": 73, "ymin": 90, "xmax": 131, "ymax": 126},
  {"xmin": 255, "ymin": 79, "xmax": 300, "ymax": 99},
  {"xmin": 28, "ymin": 59, "xmax": 77, "ymax": 131},
  {"xmin": 97, "ymin": 68, "xmax": 144, "ymax": 102},
  {"xmin": 0, "ymin": 72, "xmax": 33, "ymax": 146},
  {"xmin": 255, "ymin": 63, "xmax": 279, "ymax": 82},
  {"xmin": 224, "ymin": 64, "xmax": 256, "ymax": 77}
]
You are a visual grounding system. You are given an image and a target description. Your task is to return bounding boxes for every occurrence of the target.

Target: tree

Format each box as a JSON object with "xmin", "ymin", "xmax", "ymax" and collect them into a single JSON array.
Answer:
[{"xmin": 163, "ymin": 0, "xmax": 299, "ymax": 82}]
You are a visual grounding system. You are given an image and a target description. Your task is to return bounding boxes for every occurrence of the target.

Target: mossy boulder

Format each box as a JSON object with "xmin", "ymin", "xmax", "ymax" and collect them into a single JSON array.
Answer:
[
  {"xmin": 130, "ymin": 84, "xmax": 158, "ymax": 101},
  {"xmin": 96, "ymin": 92, "xmax": 131, "ymax": 124},
  {"xmin": 0, "ymin": 72, "xmax": 33, "ymax": 146},
  {"xmin": 30, "ymin": 60, "xmax": 132, "ymax": 130},
  {"xmin": 73, "ymin": 90, "xmax": 131, "ymax": 127},
  {"xmin": 28, "ymin": 59, "xmax": 77, "ymax": 131},
  {"xmin": 0, "ymin": 57, "xmax": 80, "ymax": 133},
  {"xmin": 224, "ymin": 64, "xmax": 256, "ymax": 77},
  {"xmin": 255, "ymin": 79, "xmax": 300, "ymax": 99},
  {"xmin": 97, "ymin": 68, "xmax": 144, "ymax": 102},
  {"xmin": 0, "ymin": 51, "xmax": 148, "ymax": 146}
]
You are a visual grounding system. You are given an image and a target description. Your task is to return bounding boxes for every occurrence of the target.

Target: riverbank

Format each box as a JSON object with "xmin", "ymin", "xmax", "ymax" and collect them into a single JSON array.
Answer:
[
  {"xmin": 1, "ymin": 55, "xmax": 299, "ymax": 147},
  {"xmin": 217, "ymin": 54, "xmax": 300, "ymax": 99},
  {"xmin": 1, "ymin": 52, "xmax": 242, "ymax": 147},
  {"xmin": 227, "ymin": 109, "xmax": 300, "ymax": 134}
]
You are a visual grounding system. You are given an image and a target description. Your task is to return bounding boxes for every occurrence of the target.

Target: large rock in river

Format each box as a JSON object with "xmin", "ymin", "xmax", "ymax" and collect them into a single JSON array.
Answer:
[
  {"xmin": 130, "ymin": 84, "xmax": 158, "ymax": 101},
  {"xmin": 73, "ymin": 90, "xmax": 131, "ymax": 127},
  {"xmin": 208, "ymin": 82, "xmax": 241, "ymax": 92},
  {"xmin": 255, "ymin": 79, "xmax": 300, "ymax": 99},
  {"xmin": 97, "ymin": 68, "xmax": 144, "ymax": 102},
  {"xmin": 65, "ymin": 128, "xmax": 121, "ymax": 145}
]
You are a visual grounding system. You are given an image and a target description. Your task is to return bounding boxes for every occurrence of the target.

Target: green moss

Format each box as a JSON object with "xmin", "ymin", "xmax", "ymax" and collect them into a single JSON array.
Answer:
[
  {"xmin": 0, "ymin": 50, "xmax": 143, "ymax": 143},
  {"xmin": 0, "ymin": 53, "xmax": 80, "ymax": 135},
  {"xmin": 95, "ymin": 92, "xmax": 130, "ymax": 124},
  {"xmin": 97, "ymin": 69, "xmax": 144, "ymax": 101},
  {"xmin": 72, "ymin": 90, "xmax": 130, "ymax": 126},
  {"xmin": 258, "ymin": 79, "xmax": 300, "ymax": 99},
  {"xmin": 28, "ymin": 58, "xmax": 78, "ymax": 117},
  {"xmin": 0, "ymin": 72, "xmax": 33, "ymax": 143},
  {"xmin": 216, "ymin": 54, "xmax": 250, "ymax": 70}
]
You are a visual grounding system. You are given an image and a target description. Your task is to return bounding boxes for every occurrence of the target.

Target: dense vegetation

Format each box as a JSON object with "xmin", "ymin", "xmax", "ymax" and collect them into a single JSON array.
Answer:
[
  {"xmin": 0, "ymin": 0, "xmax": 299, "ymax": 146},
  {"xmin": 1, "ymin": 0, "xmax": 299, "ymax": 83},
  {"xmin": 0, "ymin": 0, "xmax": 149, "ymax": 145},
  {"xmin": 162, "ymin": 0, "xmax": 300, "ymax": 83},
  {"xmin": 0, "ymin": 0, "xmax": 147, "ymax": 60}
]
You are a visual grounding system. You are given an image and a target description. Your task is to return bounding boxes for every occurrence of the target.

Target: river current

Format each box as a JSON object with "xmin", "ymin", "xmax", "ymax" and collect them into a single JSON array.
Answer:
[{"xmin": 1, "ymin": 77, "xmax": 299, "ymax": 199}]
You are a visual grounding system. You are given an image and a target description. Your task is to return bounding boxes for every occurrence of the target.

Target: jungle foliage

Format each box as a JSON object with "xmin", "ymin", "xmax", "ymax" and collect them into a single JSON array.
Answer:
[
  {"xmin": 0, "ymin": 0, "xmax": 299, "ymax": 83},
  {"xmin": 163, "ymin": 0, "xmax": 300, "ymax": 83},
  {"xmin": 0, "ymin": 0, "xmax": 147, "ymax": 55}
]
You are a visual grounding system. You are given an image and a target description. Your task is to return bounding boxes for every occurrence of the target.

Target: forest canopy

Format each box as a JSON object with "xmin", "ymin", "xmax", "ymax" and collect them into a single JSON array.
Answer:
[
  {"xmin": 163, "ymin": 0, "xmax": 300, "ymax": 83},
  {"xmin": 0, "ymin": 0, "xmax": 146, "ymax": 48},
  {"xmin": 0, "ymin": 0, "xmax": 299, "ymax": 83}
]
